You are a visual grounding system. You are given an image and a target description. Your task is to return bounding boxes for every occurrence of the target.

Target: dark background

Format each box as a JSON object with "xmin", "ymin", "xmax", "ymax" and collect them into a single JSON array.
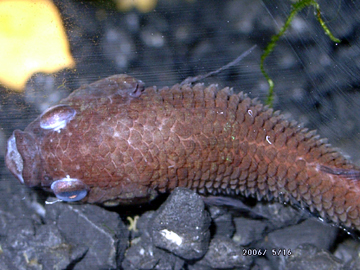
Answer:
[
  {"xmin": 1, "ymin": 0, "xmax": 360, "ymax": 269},
  {"xmin": 2, "ymin": 0, "xmax": 360, "ymax": 162}
]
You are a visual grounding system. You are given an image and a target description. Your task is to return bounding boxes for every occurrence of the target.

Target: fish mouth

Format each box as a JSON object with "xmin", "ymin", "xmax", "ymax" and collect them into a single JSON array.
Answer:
[
  {"xmin": 5, "ymin": 130, "xmax": 41, "ymax": 187},
  {"xmin": 5, "ymin": 133, "xmax": 24, "ymax": 184}
]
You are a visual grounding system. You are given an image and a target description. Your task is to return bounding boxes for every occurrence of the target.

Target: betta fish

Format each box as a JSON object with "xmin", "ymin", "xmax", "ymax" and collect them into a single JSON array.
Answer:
[{"xmin": 5, "ymin": 71, "xmax": 360, "ymax": 231}]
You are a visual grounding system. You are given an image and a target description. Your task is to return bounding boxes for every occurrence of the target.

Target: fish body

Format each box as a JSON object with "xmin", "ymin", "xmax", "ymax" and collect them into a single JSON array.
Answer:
[{"xmin": 5, "ymin": 74, "xmax": 360, "ymax": 230}]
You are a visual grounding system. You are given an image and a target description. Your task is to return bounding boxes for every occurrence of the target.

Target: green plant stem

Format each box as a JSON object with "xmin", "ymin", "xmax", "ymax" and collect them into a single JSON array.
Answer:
[{"xmin": 260, "ymin": 0, "xmax": 340, "ymax": 107}]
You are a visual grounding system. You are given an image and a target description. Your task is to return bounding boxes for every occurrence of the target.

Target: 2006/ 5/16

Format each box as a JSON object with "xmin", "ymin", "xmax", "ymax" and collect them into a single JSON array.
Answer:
[{"xmin": 243, "ymin": 249, "xmax": 292, "ymax": 256}]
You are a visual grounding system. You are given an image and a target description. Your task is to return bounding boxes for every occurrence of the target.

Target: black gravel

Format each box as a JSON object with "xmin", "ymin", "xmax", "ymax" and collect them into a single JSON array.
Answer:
[{"xmin": 1, "ymin": 0, "xmax": 360, "ymax": 269}]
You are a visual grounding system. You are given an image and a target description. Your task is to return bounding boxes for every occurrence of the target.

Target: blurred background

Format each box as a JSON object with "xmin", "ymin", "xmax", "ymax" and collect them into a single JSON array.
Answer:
[
  {"xmin": 1, "ymin": 0, "xmax": 359, "ymax": 162},
  {"xmin": 0, "ymin": 0, "xmax": 360, "ymax": 269}
]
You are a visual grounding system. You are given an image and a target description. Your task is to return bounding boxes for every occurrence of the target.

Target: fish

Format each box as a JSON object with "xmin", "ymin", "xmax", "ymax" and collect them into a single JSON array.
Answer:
[{"xmin": 5, "ymin": 73, "xmax": 360, "ymax": 231}]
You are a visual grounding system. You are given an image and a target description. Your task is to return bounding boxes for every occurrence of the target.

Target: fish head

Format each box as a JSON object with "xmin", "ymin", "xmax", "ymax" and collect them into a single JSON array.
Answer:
[
  {"xmin": 5, "ymin": 104, "xmax": 85, "ymax": 202},
  {"xmin": 5, "ymin": 129, "xmax": 41, "ymax": 187},
  {"xmin": 5, "ymin": 74, "xmax": 152, "ymax": 204}
]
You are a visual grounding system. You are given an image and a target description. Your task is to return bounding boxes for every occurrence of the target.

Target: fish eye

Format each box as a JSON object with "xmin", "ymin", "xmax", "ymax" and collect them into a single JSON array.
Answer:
[
  {"xmin": 129, "ymin": 82, "xmax": 145, "ymax": 98},
  {"xmin": 50, "ymin": 177, "xmax": 88, "ymax": 202},
  {"xmin": 40, "ymin": 104, "xmax": 76, "ymax": 132}
]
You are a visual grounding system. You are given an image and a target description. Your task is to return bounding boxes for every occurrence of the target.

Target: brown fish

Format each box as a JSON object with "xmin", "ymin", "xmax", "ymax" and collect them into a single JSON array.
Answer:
[{"xmin": 5, "ymin": 74, "xmax": 360, "ymax": 231}]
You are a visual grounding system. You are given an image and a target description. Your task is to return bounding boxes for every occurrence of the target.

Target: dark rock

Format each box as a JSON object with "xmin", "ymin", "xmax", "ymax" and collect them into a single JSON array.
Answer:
[
  {"xmin": 251, "ymin": 202, "xmax": 310, "ymax": 230},
  {"xmin": 232, "ymin": 217, "xmax": 267, "ymax": 246},
  {"xmin": 285, "ymin": 244, "xmax": 343, "ymax": 270},
  {"xmin": 122, "ymin": 237, "xmax": 184, "ymax": 270},
  {"xmin": 266, "ymin": 218, "xmax": 338, "ymax": 251},
  {"xmin": 250, "ymin": 257, "xmax": 274, "ymax": 270},
  {"xmin": 0, "ymin": 201, "xmax": 86, "ymax": 270},
  {"xmin": 45, "ymin": 202, "xmax": 128, "ymax": 269},
  {"xmin": 334, "ymin": 239, "xmax": 360, "ymax": 270},
  {"xmin": 150, "ymin": 187, "xmax": 211, "ymax": 260},
  {"xmin": 343, "ymin": 257, "xmax": 360, "ymax": 270},
  {"xmin": 207, "ymin": 205, "xmax": 235, "ymax": 238},
  {"xmin": 132, "ymin": 210, "xmax": 156, "ymax": 240},
  {"xmin": 194, "ymin": 236, "xmax": 253, "ymax": 269},
  {"xmin": 263, "ymin": 218, "xmax": 338, "ymax": 268},
  {"xmin": 123, "ymin": 209, "xmax": 185, "ymax": 269}
]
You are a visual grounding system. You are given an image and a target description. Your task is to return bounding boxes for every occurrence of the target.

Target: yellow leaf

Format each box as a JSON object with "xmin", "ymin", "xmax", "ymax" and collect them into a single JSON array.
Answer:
[
  {"xmin": 0, "ymin": 0, "xmax": 75, "ymax": 91},
  {"xmin": 116, "ymin": 0, "xmax": 157, "ymax": 13}
]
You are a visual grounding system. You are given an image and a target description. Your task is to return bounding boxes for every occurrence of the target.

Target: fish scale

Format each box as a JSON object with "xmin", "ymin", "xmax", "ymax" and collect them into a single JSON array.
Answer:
[{"xmin": 5, "ymin": 74, "xmax": 360, "ymax": 231}]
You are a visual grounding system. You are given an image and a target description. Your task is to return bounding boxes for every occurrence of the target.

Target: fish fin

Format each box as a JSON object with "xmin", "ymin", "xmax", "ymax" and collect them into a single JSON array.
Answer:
[
  {"xmin": 320, "ymin": 165, "xmax": 360, "ymax": 181},
  {"xmin": 180, "ymin": 45, "xmax": 257, "ymax": 85},
  {"xmin": 63, "ymin": 74, "xmax": 145, "ymax": 102},
  {"xmin": 202, "ymin": 195, "xmax": 251, "ymax": 209},
  {"xmin": 201, "ymin": 195, "xmax": 267, "ymax": 219}
]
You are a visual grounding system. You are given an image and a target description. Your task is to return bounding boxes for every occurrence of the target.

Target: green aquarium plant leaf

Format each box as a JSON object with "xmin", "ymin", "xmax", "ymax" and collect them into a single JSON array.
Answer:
[{"xmin": 261, "ymin": 0, "xmax": 341, "ymax": 107}]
